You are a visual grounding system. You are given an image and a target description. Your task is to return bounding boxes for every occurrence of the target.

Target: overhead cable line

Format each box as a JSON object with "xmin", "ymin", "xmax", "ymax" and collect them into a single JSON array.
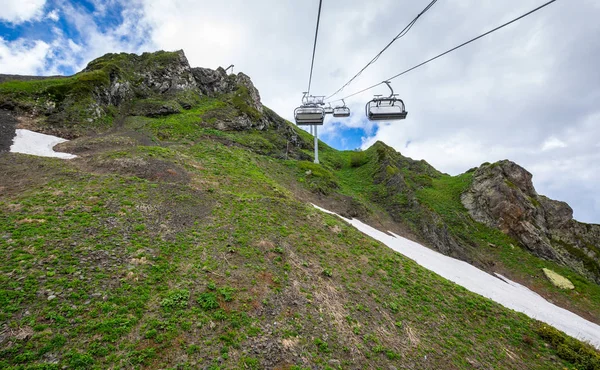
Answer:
[
  {"xmin": 307, "ymin": 0, "xmax": 324, "ymax": 96},
  {"xmin": 325, "ymin": 0, "xmax": 439, "ymax": 100},
  {"xmin": 328, "ymin": 0, "xmax": 558, "ymax": 103}
]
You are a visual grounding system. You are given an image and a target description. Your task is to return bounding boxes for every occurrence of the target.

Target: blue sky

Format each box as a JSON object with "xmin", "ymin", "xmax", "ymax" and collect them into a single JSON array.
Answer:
[
  {"xmin": 319, "ymin": 122, "xmax": 377, "ymax": 151},
  {"xmin": 1, "ymin": 0, "xmax": 599, "ymax": 223},
  {"xmin": 0, "ymin": 0, "xmax": 151, "ymax": 76}
]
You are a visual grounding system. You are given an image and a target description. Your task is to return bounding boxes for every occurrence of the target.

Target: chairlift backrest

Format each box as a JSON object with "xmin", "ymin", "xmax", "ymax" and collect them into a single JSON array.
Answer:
[{"xmin": 305, "ymin": 95, "xmax": 325, "ymax": 105}]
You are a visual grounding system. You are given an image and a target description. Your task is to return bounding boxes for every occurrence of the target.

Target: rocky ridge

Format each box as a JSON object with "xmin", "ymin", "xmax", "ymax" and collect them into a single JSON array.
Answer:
[
  {"xmin": 0, "ymin": 50, "xmax": 276, "ymax": 135},
  {"xmin": 462, "ymin": 160, "xmax": 600, "ymax": 282}
]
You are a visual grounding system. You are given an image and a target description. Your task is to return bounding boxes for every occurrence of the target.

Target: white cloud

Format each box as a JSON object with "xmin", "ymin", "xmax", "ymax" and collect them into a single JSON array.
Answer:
[
  {"xmin": 46, "ymin": 9, "xmax": 60, "ymax": 22},
  {"xmin": 68, "ymin": 39, "xmax": 82, "ymax": 53},
  {"xmin": 56, "ymin": 1, "xmax": 153, "ymax": 70},
  {"xmin": 0, "ymin": 37, "xmax": 50, "ymax": 75},
  {"xmin": 0, "ymin": 1, "xmax": 154, "ymax": 76},
  {"xmin": 541, "ymin": 136, "xmax": 567, "ymax": 151},
  {"xmin": 0, "ymin": 0, "xmax": 46, "ymax": 24}
]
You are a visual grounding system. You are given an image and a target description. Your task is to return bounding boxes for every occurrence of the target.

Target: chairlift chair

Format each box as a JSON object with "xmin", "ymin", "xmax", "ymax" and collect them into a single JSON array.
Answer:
[
  {"xmin": 365, "ymin": 81, "xmax": 407, "ymax": 121},
  {"xmin": 324, "ymin": 103, "xmax": 334, "ymax": 115},
  {"xmin": 333, "ymin": 99, "xmax": 351, "ymax": 118},
  {"xmin": 294, "ymin": 105, "xmax": 325, "ymax": 125},
  {"xmin": 295, "ymin": 92, "xmax": 326, "ymax": 125}
]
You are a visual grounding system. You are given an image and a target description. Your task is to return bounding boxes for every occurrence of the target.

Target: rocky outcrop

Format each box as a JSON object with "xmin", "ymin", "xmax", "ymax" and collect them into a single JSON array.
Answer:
[
  {"xmin": 235, "ymin": 73, "xmax": 263, "ymax": 113},
  {"xmin": 191, "ymin": 67, "xmax": 234, "ymax": 96},
  {"xmin": 191, "ymin": 67, "xmax": 263, "ymax": 112},
  {"xmin": 79, "ymin": 50, "xmax": 198, "ymax": 108},
  {"xmin": 461, "ymin": 160, "xmax": 600, "ymax": 282},
  {"xmin": 140, "ymin": 50, "xmax": 197, "ymax": 95}
]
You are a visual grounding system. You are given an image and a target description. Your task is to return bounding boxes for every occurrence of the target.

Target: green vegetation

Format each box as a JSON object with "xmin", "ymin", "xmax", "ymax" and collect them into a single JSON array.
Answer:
[
  {"xmin": 160, "ymin": 289, "xmax": 190, "ymax": 310},
  {"xmin": 292, "ymin": 161, "xmax": 339, "ymax": 195},
  {"xmin": 0, "ymin": 70, "xmax": 109, "ymax": 103},
  {"xmin": 349, "ymin": 150, "xmax": 368, "ymax": 168},
  {"xmin": 555, "ymin": 238, "xmax": 600, "ymax": 278},
  {"xmin": 0, "ymin": 77, "xmax": 73, "ymax": 94},
  {"xmin": 231, "ymin": 85, "xmax": 261, "ymax": 121},
  {"xmin": 536, "ymin": 324, "xmax": 600, "ymax": 369},
  {"xmin": 129, "ymin": 97, "xmax": 227, "ymax": 141},
  {"xmin": 1, "ymin": 125, "xmax": 596, "ymax": 369}
]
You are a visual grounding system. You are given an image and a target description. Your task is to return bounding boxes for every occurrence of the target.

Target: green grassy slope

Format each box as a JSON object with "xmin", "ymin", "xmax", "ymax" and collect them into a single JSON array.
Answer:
[{"xmin": 1, "ymin": 135, "xmax": 596, "ymax": 370}]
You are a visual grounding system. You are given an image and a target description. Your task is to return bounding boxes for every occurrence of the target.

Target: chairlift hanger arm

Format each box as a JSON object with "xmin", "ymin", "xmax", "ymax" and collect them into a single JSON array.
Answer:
[{"xmin": 383, "ymin": 81, "xmax": 394, "ymax": 97}]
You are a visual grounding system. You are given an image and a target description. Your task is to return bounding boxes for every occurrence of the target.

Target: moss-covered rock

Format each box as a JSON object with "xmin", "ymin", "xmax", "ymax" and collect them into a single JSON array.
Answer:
[{"xmin": 543, "ymin": 268, "xmax": 575, "ymax": 289}]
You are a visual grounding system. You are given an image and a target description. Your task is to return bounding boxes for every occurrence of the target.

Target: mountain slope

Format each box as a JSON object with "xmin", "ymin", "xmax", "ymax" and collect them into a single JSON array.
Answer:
[{"xmin": 1, "ymin": 50, "xmax": 599, "ymax": 369}]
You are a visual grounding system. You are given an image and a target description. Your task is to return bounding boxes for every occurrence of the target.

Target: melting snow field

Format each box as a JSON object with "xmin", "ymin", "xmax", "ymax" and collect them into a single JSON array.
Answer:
[
  {"xmin": 313, "ymin": 204, "xmax": 600, "ymax": 349},
  {"xmin": 10, "ymin": 129, "xmax": 77, "ymax": 159}
]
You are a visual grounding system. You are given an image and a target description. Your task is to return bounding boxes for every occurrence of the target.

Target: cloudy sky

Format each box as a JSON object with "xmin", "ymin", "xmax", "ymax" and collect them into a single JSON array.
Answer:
[{"xmin": 1, "ymin": 0, "xmax": 599, "ymax": 223}]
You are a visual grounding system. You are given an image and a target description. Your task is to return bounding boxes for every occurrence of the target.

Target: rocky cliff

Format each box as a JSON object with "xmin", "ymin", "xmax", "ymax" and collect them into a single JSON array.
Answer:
[{"xmin": 462, "ymin": 160, "xmax": 600, "ymax": 282}]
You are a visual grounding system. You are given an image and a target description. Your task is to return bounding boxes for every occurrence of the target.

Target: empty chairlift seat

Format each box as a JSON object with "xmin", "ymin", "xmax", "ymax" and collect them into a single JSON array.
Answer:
[
  {"xmin": 366, "ymin": 98, "xmax": 407, "ymax": 121},
  {"xmin": 333, "ymin": 106, "xmax": 351, "ymax": 118},
  {"xmin": 333, "ymin": 99, "xmax": 351, "ymax": 118},
  {"xmin": 324, "ymin": 105, "xmax": 334, "ymax": 115},
  {"xmin": 365, "ymin": 81, "xmax": 407, "ymax": 121},
  {"xmin": 294, "ymin": 105, "xmax": 325, "ymax": 125}
]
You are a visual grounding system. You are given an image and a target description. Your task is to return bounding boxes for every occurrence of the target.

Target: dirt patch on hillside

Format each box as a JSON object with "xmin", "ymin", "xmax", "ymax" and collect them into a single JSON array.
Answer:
[
  {"xmin": 131, "ymin": 183, "xmax": 214, "ymax": 239},
  {"xmin": 82, "ymin": 157, "xmax": 190, "ymax": 184},
  {"xmin": 55, "ymin": 130, "xmax": 157, "ymax": 156},
  {"xmin": 54, "ymin": 131, "xmax": 191, "ymax": 183},
  {"xmin": 0, "ymin": 109, "xmax": 17, "ymax": 153},
  {"xmin": 0, "ymin": 154, "xmax": 77, "ymax": 197}
]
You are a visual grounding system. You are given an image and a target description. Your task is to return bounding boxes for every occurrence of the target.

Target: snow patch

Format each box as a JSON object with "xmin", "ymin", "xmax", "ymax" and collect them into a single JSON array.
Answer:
[
  {"xmin": 312, "ymin": 204, "xmax": 600, "ymax": 349},
  {"xmin": 10, "ymin": 129, "xmax": 77, "ymax": 159}
]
